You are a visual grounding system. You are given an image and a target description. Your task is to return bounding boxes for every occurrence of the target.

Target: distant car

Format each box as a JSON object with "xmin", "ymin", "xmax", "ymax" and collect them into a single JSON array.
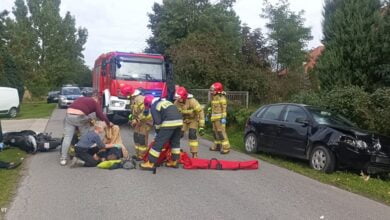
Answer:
[
  {"xmin": 244, "ymin": 103, "xmax": 390, "ymax": 174},
  {"xmin": 47, "ymin": 91, "xmax": 59, "ymax": 103},
  {"xmin": 81, "ymin": 87, "xmax": 93, "ymax": 97},
  {"xmin": 58, "ymin": 86, "xmax": 83, "ymax": 108},
  {"xmin": 0, "ymin": 87, "xmax": 20, "ymax": 118}
]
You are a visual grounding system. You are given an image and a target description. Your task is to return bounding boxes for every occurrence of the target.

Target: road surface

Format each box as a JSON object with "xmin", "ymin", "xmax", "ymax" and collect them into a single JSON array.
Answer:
[{"xmin": 6, "ymin": 108, "xmax": 390, "ymax": 220}]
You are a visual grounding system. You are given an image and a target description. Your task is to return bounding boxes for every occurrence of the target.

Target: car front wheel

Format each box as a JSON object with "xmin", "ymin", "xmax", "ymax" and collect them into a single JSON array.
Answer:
[
  {"xmin": 244, "ymin": 133, "xmax": 258, "ymax": 153},
  {"xmin": 310, "ymin": 145, "xmax": 336, "ymax": 173}
]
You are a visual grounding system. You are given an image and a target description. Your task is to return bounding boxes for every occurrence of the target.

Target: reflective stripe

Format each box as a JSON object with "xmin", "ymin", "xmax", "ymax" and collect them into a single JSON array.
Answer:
[
  {"xmin": 189, "ymin": 140, "xmax": 199, "ymax": 147},
  {"xmin": 138, "ymin": 146, "xmax": 148, "ymax": 151},
  {"xmin": 222, "ymin": 113, "xmax": 227, "ymax": 118},
  {"xmin": 156, "ymin": 100, "xmax": 173, "ymax": 111},
  {"xmin": 155, "ymin": 124, "xmax": 161, "ymax": 129},
  {"xmin": 220, "ymin": 99, "xmax": 227, "ymax": 104},
  {"xmin": 214, "ymin": 140, "xmax": 222, "ymax": 144},
  {"xmin": 211, "ymin": 101, "xmax": 220, "ymax": 104},
  {"xmin": 171, "ymin": 148, "xmax": 181, "ymax": 154},
  {"xmin": 181, "ymin": 109, "xmax": 194, "ymax": 114},
  {"xmin": 222, "ymin": 140, "xmax": 230, "ymax": 146},
  {"xmin": 149, "ymin": 148, "xmax": 160, "ymax": 158},
  {"xmin": 161, "ymin": 120, "xmax": 183, "ymax": 127},
  {"xmin": 199, "ymin": 120, "xmax": 205, "ymax": 126},
  {"xmin": 134, "ymin": 145, "xmax": 139, "ymax": 150}
]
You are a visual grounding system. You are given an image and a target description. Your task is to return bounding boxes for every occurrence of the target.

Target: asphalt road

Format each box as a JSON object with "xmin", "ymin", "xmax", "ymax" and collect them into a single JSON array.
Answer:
[{"xmin": 6, "ymin": 108, "xmax": 390, "ymax": 220}]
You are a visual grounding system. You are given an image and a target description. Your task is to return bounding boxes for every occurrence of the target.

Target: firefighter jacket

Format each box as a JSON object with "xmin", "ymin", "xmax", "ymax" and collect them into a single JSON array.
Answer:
[
  {"xmin": 174, "ymin": 97, "xmax": 205, "ymax": 127},
  {"xmin": 131, "ymin": 95, "xmax": 152, "ymax": 123},
  {"xmin": 210, "ymin": 93, "xmax": 227, "ymax": 122},
  {"xmin": 151, "ymin": 99, "xmax": 183, "ymax": 130}
]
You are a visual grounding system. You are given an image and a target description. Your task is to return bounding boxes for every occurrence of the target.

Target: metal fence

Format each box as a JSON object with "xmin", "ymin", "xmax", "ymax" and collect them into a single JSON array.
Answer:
[{"xmin": 189, "ymin": 89, "xmax": 249, "ymax": 108}]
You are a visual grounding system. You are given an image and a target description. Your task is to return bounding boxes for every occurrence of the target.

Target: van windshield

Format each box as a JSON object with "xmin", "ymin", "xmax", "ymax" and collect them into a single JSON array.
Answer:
[{"xmin": 115, "ymin": 57, "xmax": 164, "ymax": 82}]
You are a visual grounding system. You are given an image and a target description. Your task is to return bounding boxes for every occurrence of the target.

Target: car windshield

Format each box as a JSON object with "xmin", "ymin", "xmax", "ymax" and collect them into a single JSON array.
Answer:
[
  {"xmin": 307, "ymin": 107, "xmax": 355, "ymax": 127},
  {"xmin": 61, "ymin": 87, "xmax": 81, "ymax": 95},
  {"xmin": 115, "ymin": 57, "xmax": 164, "ymax": 82}
]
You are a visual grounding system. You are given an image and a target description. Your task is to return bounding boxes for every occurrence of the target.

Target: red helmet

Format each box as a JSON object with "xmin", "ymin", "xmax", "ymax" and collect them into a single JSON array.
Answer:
[
  {"xmin": 144, "ymin": 95, "xmax": 155, "ymax": 109},
  {"xmin": 210, "ymin": 82, "xmax": 223, "ymax": 93},
  {"xmin": 120, "ymin": 85, "xmax": 135, "ymax": 97},
  {"xmin": 175, "ymin": 86, "xmax": 188, "ymax": 100}
]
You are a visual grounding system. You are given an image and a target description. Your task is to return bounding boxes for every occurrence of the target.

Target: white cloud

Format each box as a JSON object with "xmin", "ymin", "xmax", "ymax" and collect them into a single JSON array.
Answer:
[{"xmin": 1, "ymin": 0, "xmax": 324, "ymax": 67}]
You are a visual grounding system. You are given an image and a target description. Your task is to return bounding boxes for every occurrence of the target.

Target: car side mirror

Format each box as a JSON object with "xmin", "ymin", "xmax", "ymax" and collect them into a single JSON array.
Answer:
[{"xmin": 296, "ymin": 117, "xmax": 310, "ymax": 126}]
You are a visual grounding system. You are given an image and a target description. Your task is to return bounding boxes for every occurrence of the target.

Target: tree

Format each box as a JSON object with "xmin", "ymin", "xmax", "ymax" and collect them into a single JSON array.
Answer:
[
  {"xmin": 240, "ymin": 25, "xmax": 271, "ymax": 69},
  {"xmin": 146, "ymin": 0, "xmax": 242, "ymax": 90},
  {"xmin": 315, "ymin": 0, "xmax": 389, "ymax": 91},
  {"xmin": 0, "ymin": 11, "xmax": 24, "ymax": 99},
  {"xmin": 262, "ymin": 0, "xmax": 312, "ymax": 72}
]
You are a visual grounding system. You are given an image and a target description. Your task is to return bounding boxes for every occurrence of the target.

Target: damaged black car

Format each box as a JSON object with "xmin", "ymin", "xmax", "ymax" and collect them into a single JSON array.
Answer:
[{"xmin": 244, "ymin": 103, "xmax": 390, "ymax": 174}]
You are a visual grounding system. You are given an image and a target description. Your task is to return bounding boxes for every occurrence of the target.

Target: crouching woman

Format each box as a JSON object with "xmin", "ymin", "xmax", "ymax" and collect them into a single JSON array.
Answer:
[{"xmin": 70, "ymin": 121, "xmax": 115, "ymax": 168}]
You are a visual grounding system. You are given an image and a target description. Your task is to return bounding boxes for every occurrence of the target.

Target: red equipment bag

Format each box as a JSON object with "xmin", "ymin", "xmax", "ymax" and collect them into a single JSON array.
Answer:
[
  {"xmin": 143, "ymin": 141, "xmax": 172, "ymax": 165},
  {"xmin": 179, "ymin": 152, "xmax": 259, "ymax": 170}
]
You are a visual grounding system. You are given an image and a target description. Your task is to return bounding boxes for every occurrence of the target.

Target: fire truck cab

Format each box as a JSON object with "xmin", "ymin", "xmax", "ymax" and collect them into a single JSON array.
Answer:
[{"xmin": 92, "ymin": 52, "xmax": 172, "ymax": 120}]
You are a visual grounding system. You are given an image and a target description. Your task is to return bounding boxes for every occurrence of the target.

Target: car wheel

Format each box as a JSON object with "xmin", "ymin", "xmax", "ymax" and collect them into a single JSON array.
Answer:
[
  {"xmin": 8, "ymin": 107, "xmax": 17, "ymax": 118},
  {"xmin": 245, "ymin": 133, "xmax": 258, "ymax": 153},
  {"xmin": 310, "ymin": 145, "xmax": 336, "ymax": 173}
]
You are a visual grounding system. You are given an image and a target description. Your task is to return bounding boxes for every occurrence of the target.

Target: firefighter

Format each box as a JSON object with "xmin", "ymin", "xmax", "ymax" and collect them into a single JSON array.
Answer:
[
  {"xmin": 140, "ymin": 95, "xmax": 183, "ymax": 170},
  {"xmin": 121, "ymin": 85, "xmax": 153, "ymax": 160},
  {"xmin": 174, "ymin": 86, "xmax": 205, "ymax": 158},
  {"xmin": 209, "ymin": 82, "xmax": 230, "ymax": 154}
]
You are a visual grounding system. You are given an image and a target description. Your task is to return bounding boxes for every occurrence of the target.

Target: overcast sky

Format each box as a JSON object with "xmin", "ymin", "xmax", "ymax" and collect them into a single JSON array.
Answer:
[{"xmin": 0, "ymin": 0, "xmax": 324, "ymax": 67}]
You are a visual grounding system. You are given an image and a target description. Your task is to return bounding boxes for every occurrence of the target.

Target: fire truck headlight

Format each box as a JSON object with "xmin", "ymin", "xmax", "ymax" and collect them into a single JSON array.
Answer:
[{"xmin": 111, "ymin": 100, "xmax": 125, "ymax": 107}]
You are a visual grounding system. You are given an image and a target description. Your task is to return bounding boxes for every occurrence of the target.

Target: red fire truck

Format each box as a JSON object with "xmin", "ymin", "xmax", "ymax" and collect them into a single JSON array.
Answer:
[{"xmin": 92, "ymin": 51, "xmax": 173, "ymax": 120}]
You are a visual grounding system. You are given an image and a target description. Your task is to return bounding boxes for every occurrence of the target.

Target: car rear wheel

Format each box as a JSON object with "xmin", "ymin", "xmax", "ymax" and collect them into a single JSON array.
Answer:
[
  {"xmin": 245, "ymin": 133, "xmax": 258, "ymax": 153},
  {"xmin": 310, "ymin": 145, "xmax": 336, "ymax": 173},
  {"xmin": 8, "ymin": 107, "xmax": 17, "ymax": 118}
]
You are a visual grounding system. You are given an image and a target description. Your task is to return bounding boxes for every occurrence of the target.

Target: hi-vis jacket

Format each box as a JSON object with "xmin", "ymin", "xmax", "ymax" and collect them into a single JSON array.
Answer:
[
  {"xmin": 174, "ymin": 97, "xmax": 205, "ymax": 127},
  {"xmin": 131, "ymin": 95, "xmax": 152, "ymax": 123},
  {"xmin": 151, "ymin": 99, "xmax": 183, "ymax": 130},
  {"xmin": 210, "ymin": 93, "xmax": 227, "ymax": 122}
]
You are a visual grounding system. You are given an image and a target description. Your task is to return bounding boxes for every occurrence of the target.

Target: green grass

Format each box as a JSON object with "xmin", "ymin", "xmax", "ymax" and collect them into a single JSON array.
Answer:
[
  {"xmin": 0, "ymin": 148, "xmax": 26, "ymax": 213},
  {"xmin": 1, "ymin": 102, "xmax": 56, "ymax": 119},
  {"xmin": 205, "ymin": 125, "xmax": 390, "ymax": 205}
]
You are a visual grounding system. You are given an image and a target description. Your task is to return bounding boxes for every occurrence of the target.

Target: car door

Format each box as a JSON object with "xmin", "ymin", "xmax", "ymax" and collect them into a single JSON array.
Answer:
[
  {"xmin": 257, "ymin": 105, "xmax": 286, "ymax": 151},
  {"xmin": 275, "ymin": 105, "xmax": 309, "ymax": 158}
]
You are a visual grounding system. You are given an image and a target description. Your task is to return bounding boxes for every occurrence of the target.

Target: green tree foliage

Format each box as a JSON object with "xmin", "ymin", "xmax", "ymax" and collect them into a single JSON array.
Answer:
[
  {"xmin": 315, "ymin": 0, "xmax": 389, "ymax": 91},
  {"xmin": 262, "ymin": 0, "xmax": 312, "ymax": 72},
  {"xmin": 1, "ymin": 0, "xmax": 90, "ymax": 96},
  {"xmin": 0, "ymin": 10, "xmax": 24, "ymax": 99}
]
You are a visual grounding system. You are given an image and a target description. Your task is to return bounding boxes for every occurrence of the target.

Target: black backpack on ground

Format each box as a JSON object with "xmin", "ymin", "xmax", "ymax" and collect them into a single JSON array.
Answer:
[{"xmin": 35, "ymin": 133, "xmax": 61, "ymax": 152}]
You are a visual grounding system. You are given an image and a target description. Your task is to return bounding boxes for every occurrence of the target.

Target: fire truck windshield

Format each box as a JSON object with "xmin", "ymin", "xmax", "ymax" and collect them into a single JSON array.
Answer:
[{"xmin": 115, "ymin": 57, "xmax": 164, "ymax": 82}]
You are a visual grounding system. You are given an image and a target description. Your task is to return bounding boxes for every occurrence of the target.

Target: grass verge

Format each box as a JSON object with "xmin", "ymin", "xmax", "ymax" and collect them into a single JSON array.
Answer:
[
  {"xmin": 1, "ymin": 102, "xmax": 56, "ymax": 119},
  {"xmin": 205, "ymin": 125, "xmax": 390, "ymax": 205},
  {"xmin": 0, "ymin": 148, "xmax": 26, "ymax": 216}
]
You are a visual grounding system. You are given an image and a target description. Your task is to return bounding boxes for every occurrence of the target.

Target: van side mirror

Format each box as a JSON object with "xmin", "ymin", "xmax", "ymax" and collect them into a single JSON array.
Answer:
[{"xmin": 296, "ymin": 117, "xmax": 310, "ymax": 126}]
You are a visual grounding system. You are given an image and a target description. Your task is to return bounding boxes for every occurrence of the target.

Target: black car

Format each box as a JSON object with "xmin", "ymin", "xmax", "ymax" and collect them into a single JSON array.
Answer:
[
  {"xmin": 244, "ymin": 103, "xmax": 390, "ymax": 174},
  {"xmin": 47, "ymin": 91, "xmax": 59, "ymax": 103}
]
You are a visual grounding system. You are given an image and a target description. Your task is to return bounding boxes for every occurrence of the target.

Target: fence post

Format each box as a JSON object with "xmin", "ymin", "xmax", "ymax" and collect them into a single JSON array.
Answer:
[{"xmin": 246, "ymin": 91, "xmax": 249, "ymax": 109}]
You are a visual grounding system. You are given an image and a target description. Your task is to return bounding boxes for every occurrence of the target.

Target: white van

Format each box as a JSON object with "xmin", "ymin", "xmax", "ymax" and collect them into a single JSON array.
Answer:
[{"xmin": 0, "ymin": 87, "xmax": 20, "ymax": 118}]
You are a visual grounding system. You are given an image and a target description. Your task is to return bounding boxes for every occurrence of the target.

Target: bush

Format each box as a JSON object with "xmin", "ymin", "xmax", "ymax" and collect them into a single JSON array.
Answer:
[{"xmin": 289, "ymin": 86, "xmax": 390, "ymax": 136}]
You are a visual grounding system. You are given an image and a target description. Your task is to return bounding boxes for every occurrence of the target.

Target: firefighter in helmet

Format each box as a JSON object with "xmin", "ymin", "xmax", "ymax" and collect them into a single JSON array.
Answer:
[
  {"xmin": 209, "ymin": 82, "xmax": 230, "ymax": 154},
  {"xmin": 140, "ymin": 95, "xmax": 183, "ymax": 170},
  {"xmin": 121, "ymin": 85, "xmax": 153, "ymax": 160},
  {"xmin": 174, "ymin": 86, "xmax": 205, "ymax": 158}
]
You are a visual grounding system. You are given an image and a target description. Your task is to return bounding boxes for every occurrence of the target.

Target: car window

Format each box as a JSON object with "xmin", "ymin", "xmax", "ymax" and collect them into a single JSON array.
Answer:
[
  {"xmin": 283, "ymin": 106, "xmax": 307, "ymax": 123},
  {"xmin": 262, "ymin": 105, "xmax": 284, "ymax": 121},
  {"xmin": 255, "ymin": 107, "xmax": 266, "ymax": 118}
]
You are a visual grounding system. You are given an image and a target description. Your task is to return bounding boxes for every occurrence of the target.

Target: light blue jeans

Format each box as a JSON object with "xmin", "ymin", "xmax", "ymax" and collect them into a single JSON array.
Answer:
[{"xmin": 60, "ymin": 114, "xmax": 91, "ymax": 160}]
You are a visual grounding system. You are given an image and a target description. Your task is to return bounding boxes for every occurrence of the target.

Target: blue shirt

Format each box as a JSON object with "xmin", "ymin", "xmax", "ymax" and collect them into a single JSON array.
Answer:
[{"xmin": 76, "ymin": 131, "xmax": 105, "ymax": 149}]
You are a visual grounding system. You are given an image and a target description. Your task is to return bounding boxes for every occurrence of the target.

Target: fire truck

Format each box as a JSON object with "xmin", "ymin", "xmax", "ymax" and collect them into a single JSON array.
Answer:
[{"xmin": 92, "ymin": 52, "xmax": 173, "ymax": 120}]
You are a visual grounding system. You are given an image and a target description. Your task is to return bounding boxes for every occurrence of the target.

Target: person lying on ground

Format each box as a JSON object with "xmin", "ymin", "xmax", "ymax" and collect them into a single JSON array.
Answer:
[
  {"xmin": 60, "ymin": 92, "xmax": 113, "ymax": 166},
  {"xmin": 70, "ymin": 121, "xmax": 116, "ymax": 168}
]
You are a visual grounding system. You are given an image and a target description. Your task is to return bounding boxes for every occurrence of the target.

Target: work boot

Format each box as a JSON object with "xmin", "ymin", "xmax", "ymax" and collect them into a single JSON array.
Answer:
[
  {"xmin": 220, "ymin": 149, "xmax": 230, "ymax": 155},
  {"xmin": 139, "ymin": 161, "xmax": 155, "ymax": 170},
  {"xmin": 69, "ymin": 157, "xmax": 85, "ymax": 168},
  {"xmin": 192, "ymin": 152, "xmax": 198, "ymax": 158},
  {"xmin": 165, "ymin": 160, "xmax": 179, "ymax": 168},
  {"xmin": 131, "ymin": 155, "xmax": 143, "ymax": 162}
]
